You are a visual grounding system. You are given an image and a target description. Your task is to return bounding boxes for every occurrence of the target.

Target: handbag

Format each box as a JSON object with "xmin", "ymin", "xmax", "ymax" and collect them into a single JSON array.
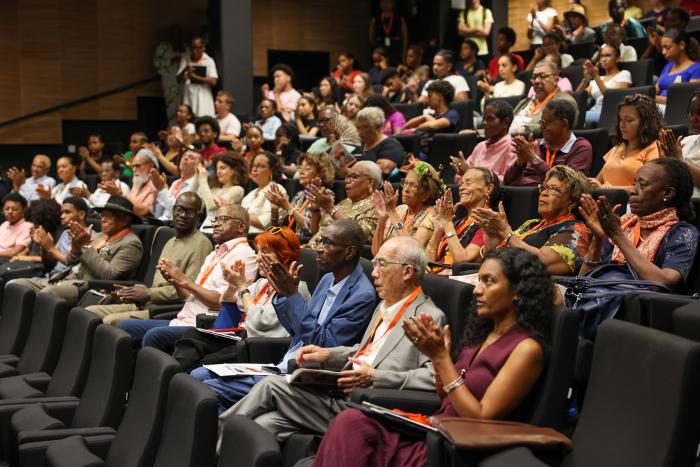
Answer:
[
  {"xmin": 428, "ymin": 416, "xmax": 573, "ymax": 452},
  {"xmin": 562, "ymin": 263, "xmax": 670, "ymax": 339}
]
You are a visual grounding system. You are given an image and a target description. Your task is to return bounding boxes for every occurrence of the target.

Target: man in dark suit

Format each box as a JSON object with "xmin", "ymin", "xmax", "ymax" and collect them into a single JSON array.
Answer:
[{"xmin": 190, "ymin": 218, "xmax": 377, "ymax": 413}]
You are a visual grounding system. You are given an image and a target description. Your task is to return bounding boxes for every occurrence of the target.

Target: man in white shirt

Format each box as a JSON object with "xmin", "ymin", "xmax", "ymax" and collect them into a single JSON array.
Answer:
[
  {"xmin": 69, "ymin": 160, "xmax": 130, "ymax": 208},
  {"xmin": 7, "ymin": 155, "xmax": 56, "ymax": 203},
  {"xmin": 219, "ymin": 236, "xmax": 446, "ymax": 439},
  {"xmin": 419, "ymin": 49, "xmax": 470, "ymax": 104},
  {"xmin": 118, "ymin": 204, "xmax": 257, "ymax": 352},
  {"xmin": 215, "ymin": 90, "xmax": 242, "ymax": 141},
  {"xmin": 150, "ymin": 150, "xmax": 200, "ymax": 221}
]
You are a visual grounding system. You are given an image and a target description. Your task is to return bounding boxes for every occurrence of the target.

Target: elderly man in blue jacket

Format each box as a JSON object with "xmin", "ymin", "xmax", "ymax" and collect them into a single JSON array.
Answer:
[{"xmin": 190, "ymin": 218, "xmax": 376, "ymax": 413}]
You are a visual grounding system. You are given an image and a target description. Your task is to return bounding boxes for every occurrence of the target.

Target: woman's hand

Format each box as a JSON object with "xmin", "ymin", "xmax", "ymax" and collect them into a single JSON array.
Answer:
[
  {"xmin": 582, "ymin": 60, "xmax": 598, "ymax": 80},
  {"xmin": 434, "ymin": 190, "xmax": 455, "ymax": 230},
  {"xmin": 449, "ymin": 151, "xmax": 469, "ymax": 176},
  {"xmin": 372, "ymin": 190, "xmax": 388, "ymax": 220},
  {"xmin": 264, "ymin": 183, "xmax": 291, "ymax": 210},
  {"xmin": 97, "ymin": 180, "xmax": 123, "ymax": 196},
  {"xmin": 402, "ymin": 313, "xmax": 451, "ymax": 361},
  {"xmin": 221, "ymin": 260, "xmax": 248, "ymax": 292},
  {"xmin": 196, "ymin": 161, "xmax": 208, "ymax": 178},
  {"xmin": 70, "ymin": 186, "xmax": 92, "ymax": 198},
  {"xmin": 578, "ymin": 193, "xmax": 606, "ymax": 239},
  {"xmin": 382, "ymin": 182, "xmax": 399, "ymax": 214},
  {"xmin": 656, "ymin": 128, "xmax": 683, "ymax": 160},
  {"xmin": 35, "ymin": 184, "xmax": 52, "ymax": 199},
  {"xmin": 307, "ymin": 184, "xmax": 334, "ymax": 212},
  {"xmin": 473, "ymin": 201, "xmax": 512, "ymax": 238},
  {"xmin": 588, "ymin": 177, "xmax": 604, "ymax": 189},
  {"xmin": 596, "ymin": 196, "xmax": 623, "ymax": 239}
]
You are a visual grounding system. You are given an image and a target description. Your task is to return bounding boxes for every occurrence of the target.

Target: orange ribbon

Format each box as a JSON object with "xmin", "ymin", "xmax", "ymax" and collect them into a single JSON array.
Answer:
[
  {"xmin": 92, "ymin": 227, "xmax": 132, "ymax": 251},
  {"xmin": 197, "ymin": 238, "xmax": 249, "ymax": 286}
]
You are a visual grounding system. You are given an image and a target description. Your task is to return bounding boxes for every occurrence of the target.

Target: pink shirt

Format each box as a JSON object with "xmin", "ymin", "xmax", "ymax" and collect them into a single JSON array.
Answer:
[
  {"xmin": 126, "ymin": 181, "xmax": 158, "ymax": 218},
  {"xmin": 265, "ymin": 88, "xmax": 302, "ymax": 112},
  {"xmin": 170, "ymin": 237, "xmax": 258, "ymax": 327},
  {"xmin": 465, "ymin": 134, "xmax": 517, "ymax": 182},
  {"xmin": 0, "ymin": 219, "xmax": 32, "ymax": 251}
]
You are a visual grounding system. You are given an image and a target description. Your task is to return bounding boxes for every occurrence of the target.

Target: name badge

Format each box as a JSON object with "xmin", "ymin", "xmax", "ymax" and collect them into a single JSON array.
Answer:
[{"xmin": 385, "ymin": 37, "xmax": 391, "ymax": 47}]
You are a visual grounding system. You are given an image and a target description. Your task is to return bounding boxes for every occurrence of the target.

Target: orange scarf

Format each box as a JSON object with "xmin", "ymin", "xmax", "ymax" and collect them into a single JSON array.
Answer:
[{"xmin": 611, "ymin": 208, "xmax": 679, "ymax": 264}]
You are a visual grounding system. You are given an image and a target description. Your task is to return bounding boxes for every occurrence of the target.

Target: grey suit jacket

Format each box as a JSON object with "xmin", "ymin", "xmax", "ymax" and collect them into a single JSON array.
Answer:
[
  {"xmin": 63, "ymin": 231, "xmax": 144, "ymax": 281},
  {"xmin": 326, "ymin": 292, "xmax": 446, "ymax": 392}
]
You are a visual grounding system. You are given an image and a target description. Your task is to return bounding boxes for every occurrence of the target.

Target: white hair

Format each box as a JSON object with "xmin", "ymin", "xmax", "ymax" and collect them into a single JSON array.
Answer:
[
  {"xmin": 357, "ymin": 107, "xmax": 385, "ymax": 129},
  {"xmin": 135, "ymin": 148, "xmax": 160, "ymax": 169},
  {"xmin": 353, "ymin": 160, "xmax": 383, "ymax": 189},
  {"xmin": 386, "ymin": 237, "xmax": 428, "ymax": 281}
]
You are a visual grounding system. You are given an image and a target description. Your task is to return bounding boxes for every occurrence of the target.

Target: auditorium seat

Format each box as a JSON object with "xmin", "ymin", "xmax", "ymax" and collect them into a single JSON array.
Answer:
[
  {"xmin": 561, "ymin": 65, "xmax": 584, "ymax": 91},
  {"xmin": 501, "ymin": 186, "xmax": 540, "ymax": 229},
  {"xmin": 449, "ymin": 100, "xmax": 475, "ymax": 131},
  {"xmin": 429, "ymin": 134, "xmax": 479, "ymax": 184},
  {"xmin": 566, "ymin": 41, "xmax": 595, "ymax": 61},
  {"xmin": 575, "ymin": 128, "xmax": 610, "ymax": 176},
  {"xmin": 0, "ymin": 284, "xmax": 35, "ymax": 357},
  {"xmin": 592, "ymin": 188, "xmax": 628, "ymax": 213},
  {"xmin": 664, "ymin": 82, "xmax": 700, "ymax": 126},
  {"xmin": 568, "ymin": 90, "xmax": 588, "ymax": 129},
  {"xmin": 598, "ymin": 86, "xmax": 656, "ymax": 134},
  {"xmin": 483, "ymin": 95, "xmax": 526, "ymax": 112},
  {"xmin": 672, "ymin": 302, "xmax": 700, "ymax": 342},
  {"xmin": 478, "ymin": 320, "xmax": 700, "ymax": 467},
  {"xmin": 393, "ymin": 133, "xmax": 422, "ymax": 157},
  {"xmin": 394, "ymin": 103, "xmax": 425, "ymax": 121},
  {"xmin": 618, "ymin": 59, "xmax": 654, "ymax": 86},
  {"xmin": 218, "ymin": 414, "xmax": 283, "ymax": 467}
]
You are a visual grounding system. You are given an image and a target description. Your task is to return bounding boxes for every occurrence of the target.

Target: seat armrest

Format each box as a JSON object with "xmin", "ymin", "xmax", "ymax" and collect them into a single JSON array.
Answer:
[
  {"xmin": 18, "ymin": 427, "xmax": 116, "ymax": 445},
  {"xmin": 19, "ymin": 434, "xmax": 115, "ymax": 467},
  {"xmin": 474, "ymin": 447, "xmax": 549, "ymax": 467},
  {"xmin": 149, "ymin": 304, "xmax": 184, "ymax": 320},
  {"xmin": 0, "ymin": 355, "xmax": 20, "ymax": 366},
  {"xmin": 244, "ymin": 337, "xmax": 292, "ymax": 364},
  {"xmin": 22, "ymin": 374, "xmax": 52, "ymax": 392},
  {"xmin": 87, "ymin": 280, "xmax": 139, "ymax": 292},
  {"xmin": 196, "ymin": 313, "xmax": 218, "ymax": 329},
  {"xmin": 350, "ymin": 388, "xmax": 442, "ymax": 414},
  {"xmin": 451, "ymin": 262, "xmax": 481, "ymax": 275}
]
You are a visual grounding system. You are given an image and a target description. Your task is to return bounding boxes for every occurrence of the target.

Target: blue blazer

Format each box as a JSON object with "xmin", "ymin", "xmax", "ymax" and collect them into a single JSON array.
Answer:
[{"xmin": 273, "ymin": 263, "xmax": 376, "ymax": 350}]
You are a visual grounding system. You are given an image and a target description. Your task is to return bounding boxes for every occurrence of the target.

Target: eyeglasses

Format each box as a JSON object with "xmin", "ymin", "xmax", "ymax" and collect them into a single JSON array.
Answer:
[
  {"xmin": 346, "ymin": 173, "xmax": 369, "ymax": 182},
  {"xmin": 316, "ymin": 236, "xmax": 351, "ymax": 247},
  {"xmin": 401, "ymin": 180, "xmax": 423, "ymax": 191},
  {"xmin": 173, "ymin": 205, "xmax": 198, "ymax": 216},
  {"xmin": 251, "ymin": 164, "xmax": 270, "ymax": 170},
  {"xmin": 212, "ymin": 216, "xmax": 244, "ymax": 225},
  {"xmin": 539, "ymin": 117, "xmax": 561, "ymax": 127},
  {"xmin": 537, "ymin": 183, "xmax": 564, "ymax": 195},
  {"xmin": 371, "ymin": 257, "xmax": 411, "ymax": 269},
  {"xmin": 532, "ymin": 73, "xmax": 555, "ymax": 81},
  {"xmin": 130, "ymin": 163, "xmax": 142, "ymax": 169},
  {"xmin": 317, "ymin": 117, "xmax": 333, "ymax": 124}
]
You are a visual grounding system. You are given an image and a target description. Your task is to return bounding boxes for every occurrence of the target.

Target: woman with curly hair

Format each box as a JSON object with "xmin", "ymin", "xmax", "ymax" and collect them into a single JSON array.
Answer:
[
  {"xmin": 193, "ymin": 153, "xmax": 247, "ymax": 232},
  {"xmin": 312, "ymin": 247, "xmax": 551, "ymax": 467},
  {"xmin": 267, "ymin": 152, "xmax": 336, "ymax": 238},
  {"xmin": 371, "ymin": 161, "xmax": 442, "ymax": 256},
  {"xmin": 592, "ymin": 94, "xmax": 662, "ymax": 191},
  {"xmin": 579, "ymin": 158, "xmax": 699, "ymax": 290},
  {"xmin": 242, "ymin": 151, "xmax": 288, "ymax": 234},
  {"xmin": 474, "ymin": 165, "xmax": 591, "ymax": 276}
]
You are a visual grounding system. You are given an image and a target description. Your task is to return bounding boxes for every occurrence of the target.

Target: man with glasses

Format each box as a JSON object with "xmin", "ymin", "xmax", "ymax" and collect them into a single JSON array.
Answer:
[
  {"xmin": 307, "ymin": 107, "xmax": 362, "ymax": 156},
  {"xmin": 86, "ymin": 192, "xmax": 212, "ymax": 325},
  {"xmin": 118, "ymin": 203, "xmax": 257, "ymax": 352},
  {"xmin": 191, "ymin": 218, "xmax": 376, "ymax": 413},
  {"xmin": 219, "ymin": 236, "xmax": 446, "ymax": 441},
  {"xmin": 510, "ymin": 61, "xmax": 579, "ymax": 135},
  {"xmin": 505, "ymin": 99, "xmax": 592, "ymax": 186}
]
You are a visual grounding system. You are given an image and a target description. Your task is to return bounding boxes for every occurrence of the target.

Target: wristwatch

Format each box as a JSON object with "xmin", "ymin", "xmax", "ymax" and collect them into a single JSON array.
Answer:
[
  {"xmin": 394, "ymin": 222, "xmax": 405, "ymax": 230},
  {"xmin": 237, "ymin": 288, "xmax": 250, "ymax": 302},
  {"xmin": 445, "ymin": 231, "xmax": 456, "ymax": 239}
]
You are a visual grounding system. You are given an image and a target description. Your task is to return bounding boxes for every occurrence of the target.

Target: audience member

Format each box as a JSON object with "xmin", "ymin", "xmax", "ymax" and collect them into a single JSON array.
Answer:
[
  {"xmin": 457, "ymin": 0, "xmax": 494, "ymax": 58},
  {"xmin": 356, "ymin": 107, "xmax": 406, "ymax": 178},
  {"xmin": 580, "ymin": 159, "xmax": 699, "ymax": 290},
  {"xmin": 194, "ymin": 218, "xmax": 377, "ymax": 413},
  {"xmin": 7, "ymin": 155, "xmax": 55, "ymax": 203},
  {"xmin": 215, "ymin": 91, "xmax": 242, "ymax": 141},
  {"xmin": 8, "ymin": 199, "xmax": 61, "ymax": 266},
  {"xmin": 125, "ymin": 148, "xmax": 160, "ymax": 218},
  {"xmin": 475, "ymin": 165, "xmax": 591, "ymax": 276},
  {"xmin": 243, "ymin": 152, "xmax": 288, "ymax": 234},
  {"xmin": 528, "ymin": 0, "xmax": 559, "ymax": 46},
  {"xmin": 243, "ymin": 125, "xmax": 266, "ymax": 161},
  {"xmin": 42, "ymin": 155, "xmax": 87, "ymax": 205},
  {"xmin": 644, "ymin": 0, "xmax": 671, "ymax": 26},
  {"xmin": 307, "ymin": 107, "xmax": 362, "ymax": 155},
  {"xmin": 594, "ymin": 23, "xmax": 638, "ymax": 62},
  {"xmin": 681, "ymin": 0, "xmax": 700, "ymax": 15},
  {"xmin": 342, "ymin": 93, "xmax": 365, "ymax": 125},
  {"xmin": 77, "ymin": 134, "xmax": 105, "ymax": 176},
  {"xmin": 332, "ymin": 52, "xmax": 362, "ymax": 94},
  {"xmin": 527, "ymin": 32, "xmax": 574, "ymax": 71},
  {"xmin": 641, "ymin": 7, "xmax": 692, "ymax": 76},
  {"xmin": 562, "ymin": 4, "xmax": 596, "ymax": 43},
  {"xmin": 478, "ymin": 55, "xmax": 527, "ymax": 108},
  {"xmin": 596, "ymin": 0, "xmax": 647, "ymax": 41},
  {"xmin": 593, "ymin": 94, "xmax": 661, "ymax": 190},
  {"xmin": 380, "ymin": 67, "xmax": 414, "ymax": 104},
  {"xmin": 275, "ymin": 123, "xmax": 303, "ymax": 178},
  {"xmin": 310, "ymin": 247, "xmax": 551, "ymax": 467},
  {"xmin": 196, "ymin": 116, "xmax": 227, "ymax": 164},
  {"xmin": 295, "ymin": 96, "xmax": 319, "ymax": 136},
  {"xmin": 117, "ymin": 131, "xmax": 148, "ymax": 177},
  {"xmin": 511, "ymin": 62, "xmax": 578, "ymax": 134},
  {"xmin": 152, "ymin": 128, "xmax": 185, "ymax": 176},
  {"xmin": 488, "ymin": 27, "xmax": 525, "ymax": 81},
  {"xmin": 364, "ymin": 94, "xmax": 405, "ymax": 136},
  {"xmin": 656, "ymin": 29, "xmax": 700, "ymax": 107},
  {"xmin": 427, "ymin": 168, "xmax": 497, "ymax": 273},
  {"xmin": 506, "ymin": 99, "xmax": 592, "ymax": 186},
  {"xmin": 372, "ymin": 162, "xmax": 441, "ymax": 255},
  {"xmin": 263, "ymin": 64, "xmax": 302, "ymax": 122},
  {"xmin": 255, "ymin": 98, "xmax": 283, "ymax": 142},
  {"xmin": 307, "ymin": 161, "xmax": 381, "ymax": 248},
  {"xmin": 658, "ymin": 89, "xmax": 700, "ymax": 196},
  {"xmin": 315, "ymin": 76, "xmax": 342, "ymax": 112},
  {"xmin": 268, "ymin": 152, "xmax": 336, "ymax": 238},
  {"xmin": 71, "ymin": 160, "xmax": 130, "ymax": 208},
  {"xmin": 368, "ymin": 46, "xmax": 390, "ymax": 85},
  {"xmin": 175, "ymin": 104, "xmax": 197, "ymax": 137},
  {"xmin": 419, "ymin": 49, "xmax": 469, "ymax": 104},
  {"xmin": 86, "ymin": 193, "xmax": 212, "ymax": 324},
  {"xmin": 406, "ymin": 80, "xmax": 461, "ymax": 134},
  {"xmin": 369, "ymin": 0, "xmax": 409, "ymax": 66},
  {"xmin": 0, "ymin": 193, "xmax": 31, "ymax": 261},
  {"xmin": 456, "ymin": 39, "xmax": 487, "ymax": 78},
  {"xmin": 352, "ymin": 73, "xmax": 373, "ymax": 102},
  {"xmin": 118, "ymin": 204, "xmax": 257, "ymax": 351},
  {"xmin": 222, "ymin": 236, "xmax": 444, "ymax": 435},
  {"xmin": 194, "ymin": 153, "xmax": 246, "ymax": 231},
  {"xmin": 14, "ymin": 195, "xmax": 143, "ymax": 306},
  {"xmin": 578, "ymin": 45, "xmax": 632, "ymax": 125},
  {"xmin": 177, "ymin": 36, "xmax": 218, "ymax": 117},
  {"xmin": 398, "ymin": 44, "xmax": 425, "ymax": 82},
  {"xmin": 150, "ymin": 149, "xmax": 200, "ymax": 221}
]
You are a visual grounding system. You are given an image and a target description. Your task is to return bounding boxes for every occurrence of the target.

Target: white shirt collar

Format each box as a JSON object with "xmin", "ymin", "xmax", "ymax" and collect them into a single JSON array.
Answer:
[{"xmin": 379, "ymin": 290, "xmax": 414, "ymax": 322}]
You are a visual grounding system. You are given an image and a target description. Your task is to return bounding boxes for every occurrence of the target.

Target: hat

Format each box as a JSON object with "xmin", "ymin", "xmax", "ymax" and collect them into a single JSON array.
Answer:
[
  {"xmin": 96, "ymin": 195, "xmax": 141, "ymax": 223},
  {"xmin": 564, "ymin": 4, "xmax": 587, "ymax": 20},
  {"xmin": 134, "ymin": 148, "xmax": 160, "ymax": 169}
]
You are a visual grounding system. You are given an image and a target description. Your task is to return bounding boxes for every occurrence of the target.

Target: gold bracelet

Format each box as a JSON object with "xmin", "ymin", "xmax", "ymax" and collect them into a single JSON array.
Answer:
[
  {"xmin": 427, "ymin": 244, "xmax": 436, "ymax": 253},
  {"xmin": 504, "ymin": 232, "xmax": 515, "ymax": 246},
  {"xmin": 479, "ymin": 245, "xmax": 486, "ymax": 259}
]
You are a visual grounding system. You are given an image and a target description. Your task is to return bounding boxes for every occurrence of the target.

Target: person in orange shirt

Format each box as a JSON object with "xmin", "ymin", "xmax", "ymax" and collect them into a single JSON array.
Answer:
[{"xmin": 592, "ymin": 94, "xmax": 662, "ymax": 191}]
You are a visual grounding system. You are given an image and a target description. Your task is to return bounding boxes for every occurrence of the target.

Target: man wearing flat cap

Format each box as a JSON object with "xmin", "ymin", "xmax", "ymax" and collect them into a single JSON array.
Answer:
[{"xmin": 13, "ymin": 195, "xmax": 144, "ymax": 306}]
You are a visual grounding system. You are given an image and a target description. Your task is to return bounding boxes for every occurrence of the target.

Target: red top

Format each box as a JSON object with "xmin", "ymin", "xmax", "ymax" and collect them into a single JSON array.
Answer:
[
  {"xmin": 681, "ymin": 0, "xmax": 700, "ymax": 14},
  {"xmin": 332, "ymin": 69, "xmax": 361, "ymax": 93},
  {"xmin": 200, "ymin": 143, "xmax": 227, "ymax": 162},
  {"xmin": 488, "ymin": 53, "xmax": 526, "ymax": 81}
]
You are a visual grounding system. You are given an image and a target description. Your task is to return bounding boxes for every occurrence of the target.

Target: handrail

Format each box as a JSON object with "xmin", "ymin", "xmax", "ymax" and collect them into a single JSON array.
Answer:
[{"xmin": 0, "ymin": 75, "xmax": 160, "ymax": 128}]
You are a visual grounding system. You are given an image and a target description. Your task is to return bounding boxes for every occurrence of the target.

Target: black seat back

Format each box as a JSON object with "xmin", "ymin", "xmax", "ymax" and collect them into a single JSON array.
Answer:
[
  {"xmin": 298, "ymin": 248, "xmax": 320, "ymax": 294},
  {"xmin": 153, "ymin": 375, "xmax": 218, "ymax": 467},
  {"xmin": 393, "ymin": 103, "xmax": 424, "ymax": 121},
  {"xmin": 332, "ymin": 180, "xmax": 346, "ymax": 201},
  {"xmin": 143, "ymin": 227, "xmax": 177, "ymax": 286},
  {"xmin": 448, "ymin": 100, "xmax": 475, "ymax": 131},
  {"xmin": 566, "ymin": 41, "xmax": 596, "ymax": 61},
  {"xmin": 598, "ymin": 85, "xmax": 656, "ymax": 134},
  {"xmin": 516, "ymin": 70, "xmax": 532, "ymax": 95},
  {"xmin": 618, "ymin": 59, "xmax": 654, "ymax": 86},
  {"xmin": 568, "ymin": 320, "xmax": 700, "ymax": 467},
  {"xmin": 561, "ymin": 65, "xmax": 585, "ymax": 91},
  {"xmin": 673, "ymin": 302, "xmax": 700, "ymax": 342},
  {"xmin": 130, "ymin": 225, "xmax": 157, "ymax": 282},
  {"xmin": 501, "ymin": 186, "xmax": 540, "ymax": 230},
  {"xmin": 575, "ymin": 128, "xmax": 610, "ymax": 176},
  {"xmin": 16, "ymin": 294, "xmax": 71, "ymax": 375},
  {"xmin": 664, "ymin": 82, "xmax": 700, "ymax": 126},
  {"xmin": 393, "ymin": 134, "xmax": 422, "ymax": 157},
  {"xmin": 0, "ymin": 283, "xmax": 35, "ymax": 355},
  {"xmin": 85, "ymin": 174, "xmax": 100, "ymax": 192},
  {"xmin": 70, "ymin": 325, "xmax": 134, "ymax": 429},
  {"xmin": 218, "ymin": 415, "xmax": 283, "ymax": 467},
  {"xmin": 105, "ymin": 348, "xmax": 180, "ymax": 467},
  {"xmin": 483, "ymin": 95, "xmax": 526, "ymax": 113},
  {"xmin": 421, "ymin": 274, "xmax": 474, "ymax": 354},
  {"xmin": 593, "ymin": 188, "xmax": 629, "ymax": 211},
  {"xmin": 429, "ymin": 133, "xmax": 479, "ymax": 184},
  {"xmin": 568, "ymin": 90, "xmax": 588, "ymax": 129},
  {"xmin": 45, "ymin": 308, "xmax": 101, "ymax": 397}
]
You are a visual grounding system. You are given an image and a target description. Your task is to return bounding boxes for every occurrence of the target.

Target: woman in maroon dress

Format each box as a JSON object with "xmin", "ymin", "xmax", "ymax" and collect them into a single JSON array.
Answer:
[{"xmin": 312, "ymin": 248, "xmax": 553, "ymax": 467}]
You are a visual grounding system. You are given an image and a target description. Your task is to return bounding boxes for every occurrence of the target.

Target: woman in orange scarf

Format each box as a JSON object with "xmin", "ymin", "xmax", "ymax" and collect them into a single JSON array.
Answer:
[{"xmin": 579, "ymin": 159, "xmax": 699, "ymax": 289}]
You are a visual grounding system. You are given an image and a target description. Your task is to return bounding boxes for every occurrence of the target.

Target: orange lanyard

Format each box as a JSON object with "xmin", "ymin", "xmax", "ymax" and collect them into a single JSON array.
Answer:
[
  {"xmin": 529, "ymin": 91, "xmax": 557, "ymax": 116},
  {"xmin": 197, "ymin": 238, "xmax": 248, "ymax": 286},
  {"xmin": 632, "ymin": 222, "xmax": 641, "ymax": 248},
  {"xmin": 288, "ymin": 199, "xmax": 310, "ymax": 231},
  {"xmin": 355, "ymin": 286, "xmax": 422, "ymax": 358},
  {"xmin": 252, "ymin": 282, "xmax": 274, "ymax": 305},
  {"xmin": 437, "ymin": 217, "xmax": 475, "ymax": 260},
  {"xmin": 92, "ymin": 227, "xmax": 132, "ymax": 251},
  {"xmin": 517, "ymin": 214, "xmax": 575, "ymax": 241},
  {"xmin": 545, "ymin": 145, "xmax": 558, "ymax": 168}
]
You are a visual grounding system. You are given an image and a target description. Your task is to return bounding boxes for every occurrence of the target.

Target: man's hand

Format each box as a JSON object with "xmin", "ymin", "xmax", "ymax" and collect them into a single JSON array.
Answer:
[
  {"xmin": 7, "ymin": 167, "xmax": 26, "ymax": 188},
  {"xmin": 258, "ymin": 253, "xmax": 302, "ymax": 297},
  {"xmin": 512, "ymin": 134, "xmax": 538, "ymax": 166},
  {"xmin": 157, "ymin": 258, "xmax": 190, "ymax": 288},
  {"xmin": 338, "ymin": 358, "xmax": 375, "ymax": 393},
  {"xmin": 294, "ymin": 345, "xmax": 330, "ymax": 368},
  {"xmin": 69, "ymin": 221, "xmax": 93, "ymax": 253},
  {"xmin": 149, "ymin": 168, "xmax": 168, "ymax": 191},
  {"xmin": 96, "ymin": 180, "xmax": 123, "ymax": 196},
  {"xmin": 113, "ymin": 283, "xmax": 150, "ymax": 304},
  {"xmin": 35, "ymin": 184, "xmax": 52, "ymax": 199},
  {"xmin": 33, "ymin": 226, "xmax": 54, "ymax": 250}
]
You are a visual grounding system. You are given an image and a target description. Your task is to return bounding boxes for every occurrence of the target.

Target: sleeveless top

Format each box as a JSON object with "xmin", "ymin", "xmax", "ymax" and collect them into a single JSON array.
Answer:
[{"xmin": 435, "ymin": 325, "xmax": 532, "ymax": 417}]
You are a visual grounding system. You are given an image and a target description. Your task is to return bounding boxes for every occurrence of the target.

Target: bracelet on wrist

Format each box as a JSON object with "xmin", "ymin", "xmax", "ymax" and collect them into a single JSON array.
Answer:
[
  {"xmin": 504, "ymin": 232, "xmax": 515, "ymax": 246},
  {"xmin": 442, "ymin": 369, "xmax": 466, "ymax": 394},
  {"xmin": 584, "ymin": 253, "xmax": 602, "ymax": 266},
  {"xmin": 479, "ymin": 245, "xmax": 486, "ymax": 259}
]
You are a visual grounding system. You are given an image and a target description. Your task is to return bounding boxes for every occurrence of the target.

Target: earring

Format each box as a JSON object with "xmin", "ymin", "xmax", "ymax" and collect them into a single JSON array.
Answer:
[{"xmin": 663, "ymin": 198, "xmax": 669, "ymax": 202}]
